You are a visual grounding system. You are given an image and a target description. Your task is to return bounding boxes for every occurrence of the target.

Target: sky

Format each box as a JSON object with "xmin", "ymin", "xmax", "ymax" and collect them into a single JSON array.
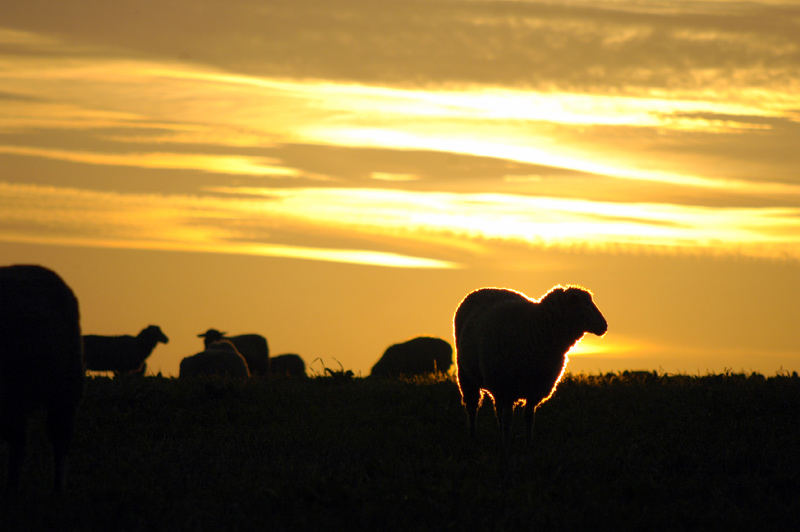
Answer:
[{"xmin": 1, "ymin": 0, "xmax": 798, "ymax": 377}]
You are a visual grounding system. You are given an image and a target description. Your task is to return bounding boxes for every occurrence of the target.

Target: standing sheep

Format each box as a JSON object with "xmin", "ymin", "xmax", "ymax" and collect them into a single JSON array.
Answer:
[
  {"xmin": 270, "ymin": 354, "xmax": 307, "ymax": 378},
  {"xmin": 0, "ymin": 264, "xmax": 84, "ymax": 492},
  {"xmin": 180, "ymin": 340, "xmax": 251, "ymax": 379},
  {"xmin": 454, "ymin": 286, "xmax": 607, "ymax": 445},
  {"xmin": 198, "ymin": 329, "xmax": 269, "ymax": 376},
  {"xmin": 370, "ymin": 336, "xmax": 453, "ymax": 378},
  {"xmin": 83, "ymin": 325, "xmax": 169, "ymax": 377}
]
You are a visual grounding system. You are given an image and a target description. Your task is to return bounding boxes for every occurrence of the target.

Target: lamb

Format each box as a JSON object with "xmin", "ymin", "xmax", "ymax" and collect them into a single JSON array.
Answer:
[
  {"xmin": 180, "ymin": 340, "xmax": 251, "ymax": 379},
  {"xmin": 370, "ymin": 336, "xmax": 453, "ymax": 378},
  {"xmin": 83, "ymin": 325, "xmax": 169, "ymax": 377},
  {"xmin": 198, "ymin": 329, "xmax": 269, "ymax": 376},
  {"xmin": 0, "ymin": 264, "xmax": 84, "ymax": 492},
  {"xmin": 270, "ymin": 354, "xmax": 307, "ymax": 378},
  {"xmin": 454, "ymin": 285, "xmax": 607, "ymax": 445}
]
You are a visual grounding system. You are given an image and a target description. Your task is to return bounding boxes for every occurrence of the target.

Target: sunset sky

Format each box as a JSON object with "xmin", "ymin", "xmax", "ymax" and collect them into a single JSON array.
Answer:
[{"xmin": 2, "ymin": 0, "xmax": 798, "ymax": 377}]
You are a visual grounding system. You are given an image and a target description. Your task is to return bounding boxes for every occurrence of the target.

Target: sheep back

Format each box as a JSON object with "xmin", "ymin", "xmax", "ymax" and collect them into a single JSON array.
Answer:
[
  {"xmin": 466, "ymin": 298, "xmax": 569, "ymax": 406},
  {"xmin": 371, "ymin": 336, "xmax": 453, "ymax": 378},
  {"xmin": 0, "ymin": 264, "xmax": 83, "ymax": 491},
  {"xmin": 198, "ymin": 329, "xmax": 269, "ymax": 376},
  {"xmin": 180, "ymin": 341, "xmax": 251, "ymax": 379},
  {"xmin": 270, "ymin": 354, "xmax": 307, "ymax": 378}
]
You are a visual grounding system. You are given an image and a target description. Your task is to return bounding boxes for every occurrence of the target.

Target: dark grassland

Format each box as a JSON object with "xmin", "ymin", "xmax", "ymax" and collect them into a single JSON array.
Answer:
[{"xmin": 2, "ymin": 371, "xmax": 799, "ymax": 530}]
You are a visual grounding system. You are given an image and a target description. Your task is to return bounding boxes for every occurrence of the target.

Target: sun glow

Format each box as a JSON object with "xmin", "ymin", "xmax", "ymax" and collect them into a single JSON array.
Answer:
[
  {"xmin": 4, "ymin": 47, "xmax": 800, "ymax": 198},
  {"xmin": 209, "ymin": 186, "xmax": 800, "ymax": 259}
]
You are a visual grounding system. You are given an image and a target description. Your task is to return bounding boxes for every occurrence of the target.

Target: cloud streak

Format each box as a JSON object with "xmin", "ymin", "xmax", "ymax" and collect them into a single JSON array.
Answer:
[
  {"xmin": 4, "ymin": 0, "xmax": 798, "ymax": 91},
  {"xmin": 209, "ymin": 186, "xmax": 800, "ymax": 259},
  {"xmin": 1, "ymin": 0, "xmax": 800, "ymax": 268},
  {"xmin": 3, "ymin": 180, "xmax": 797, "ymax": 269},
  {"xmin": 0, "ymin": 182, "xmax": 457, "ymax": 269},
  {"xmin": 3, "ymin": 51, "xmax": 799, "ymax": 200},
  {"xmin": 0, "ymin": 146, "xmax": 302, "ymax": 178}
]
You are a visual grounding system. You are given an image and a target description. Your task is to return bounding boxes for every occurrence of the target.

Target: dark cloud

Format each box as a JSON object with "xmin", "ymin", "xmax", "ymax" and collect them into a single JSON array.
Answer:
[
  {"xmin": 0, "ymin": 90, "xmax": 42, "ymax": 102},
  {"xmin": 4, "ymin": 0, "xmax": 798, "ymax": 90}
]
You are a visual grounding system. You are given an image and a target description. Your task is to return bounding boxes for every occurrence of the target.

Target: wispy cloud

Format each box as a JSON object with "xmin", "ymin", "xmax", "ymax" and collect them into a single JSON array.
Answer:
[
  {"xmin": 5, "ymin": 0, "xmax": 797, "ymax": 91},
  {"xmin": 370, "ymin": 172, "xmax": 421, "ymax": 182},
  {"xmin": 0, "ymin": 182, "xmax": 457, "ymax": 269},
  {"xmin": 0, "ymin": 146, "xmax": 302, "ymax": 177},
  {"xmin": 3, "ymin": 53, "xmax": 799, "ymax": 198},
  {"xmin": 1, "ymin": 0, "xmax": 800, "ymax": 268},
  {"xmin": 207, "ymin": 186, "xmax": 800, "ymax": 260},
  {"xmin": 6, "ymin": 179, "xmax": 797, "ymax": 272}
]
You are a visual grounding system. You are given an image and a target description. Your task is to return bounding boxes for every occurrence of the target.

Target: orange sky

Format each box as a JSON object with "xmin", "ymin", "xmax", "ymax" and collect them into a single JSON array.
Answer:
[{"xmin": 1, "ymin": 0, "xmax": 799, "ymax": 376}]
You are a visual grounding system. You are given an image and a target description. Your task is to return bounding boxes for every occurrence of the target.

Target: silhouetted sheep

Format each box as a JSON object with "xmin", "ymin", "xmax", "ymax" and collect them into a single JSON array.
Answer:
[
  {"xmin": 84, "ymin": 325, "xmax": 168, "ymax": 377},
  {"xmin": 454, "ymin": 286, "xmax": 607, "ymax": 444},
  {"xmin": 370, "ymin": 336, "xmax": 453, "ymax": 378},
  {"xmin": 270, "ymin": 354, "xmax": 306, "ymax": 378},
  {"xmin": 0, "ymin": 264, "xmax": 84, "ymax": 492},
  {"xmin": 198, "ymin": 329, "xmax": 269, "ymax": 376},
  {"xmin": 180, "ymin": 340, "xmax": 251, "ymax": 379}
]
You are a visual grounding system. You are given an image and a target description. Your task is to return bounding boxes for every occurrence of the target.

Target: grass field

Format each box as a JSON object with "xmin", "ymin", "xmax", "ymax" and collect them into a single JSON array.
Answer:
[{"xmin": 2, "ymin": 371, "xmax": 799, "ymax": 530}]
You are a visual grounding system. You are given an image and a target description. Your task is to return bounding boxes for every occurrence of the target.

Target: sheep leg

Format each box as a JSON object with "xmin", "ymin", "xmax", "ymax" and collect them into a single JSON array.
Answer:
[
  {"xmin": 46, "ymin": 400, "xmax": 76, "ymax": 493},
  {"xmin": 524, "ymin": 403, "xmax": 536, "ymax": 446},
  {"xmin": 460, "ymin": 382, "xmax": 481, "ymax": 437},
  {"xmin": 496, "ymin": 399, "xmax": 514, "ymax": 450},
  {"xmin": 6, "ymin": 437, "xmax": 24, "ymax": 492},
  {"xmin": 1, "ymin": 408, "xmax": 26, "ymax": 491}
]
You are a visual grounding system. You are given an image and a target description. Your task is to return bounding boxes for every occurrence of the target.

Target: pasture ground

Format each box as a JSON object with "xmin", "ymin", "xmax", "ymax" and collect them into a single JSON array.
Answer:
[{"xmin": 1, "ymin": 371, "xmax": 799, "ymax": 530}]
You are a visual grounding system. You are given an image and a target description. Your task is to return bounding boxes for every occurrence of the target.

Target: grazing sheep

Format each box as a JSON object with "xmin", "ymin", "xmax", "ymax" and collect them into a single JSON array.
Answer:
[
  {"xmin": 454, "ymin": 285, "xmax": 607, "ymax": 444},
  {"xmin": 83, "ymin": 325, "xmax": 168, "ymax": 377},
  {"xmin": 370, "ymin": 336, "xmax": 453, "ymax": 378},
  {"xmin": 270, "ymin": 354, "xmax": 307, "ymax": 378},
  {"xmin": 198, "ymin": 329, "xmax": 269, "ymax": 376},
  {"xmin": 180, "ymin": 340, "xmax": 251, "ymax": 379},
  {"xmin": 0, "ymin": 264, "xmax": 84, "ymax": 492}
]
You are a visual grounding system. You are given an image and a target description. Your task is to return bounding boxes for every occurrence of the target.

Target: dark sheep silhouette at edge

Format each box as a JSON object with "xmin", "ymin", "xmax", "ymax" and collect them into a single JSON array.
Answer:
[
  {"xmin": 0, "ymin": 264, "xmax": 84, "ymax": 492},
  {"xmin": 198, "ymin": 329, "xmax": 269, "ymax": 376},
  {"xmin": 454, "ymin": 285, "xmax": 607, "ymax": 446},
  {"xmin": 83, "ymin": 325, "xmax": 168, "ymax": 377},
  {"xmin": 370, "ymin": 336, "xmax": 453, "ymax": 378},
  {"xmin": 180, "ymin": 340, "xmax": 251, "ymax": 379},
  {"xmin": 270, "ymin": 354, "xmax": 307, "ymax": 378}
]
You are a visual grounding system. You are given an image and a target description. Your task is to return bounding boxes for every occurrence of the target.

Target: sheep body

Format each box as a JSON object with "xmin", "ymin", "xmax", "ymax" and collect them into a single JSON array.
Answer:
[
  {"xmin": 370, "ymin": 336, "xmax": 453, "ymax": 378},
  {"xmin": 454, "ymin": 286, "xmax": 607, "ymax": 443},
  {"xmin": 198, "ymin": 329, "xmax": 269, "ymax": 376},
  {"xmin": 84, "ymin": 325, "xmax": 169, "ymax": 376},
  {"xmin": 270, "ymin": 354, "xmax": 306, "ymax": 378},
  {"xmin": 0, "ymin": 264, "xmax": 84, "ymax": 492},
  {"xmin": 180, "ymin": 340, "xmax": 251, "ymax": 379}
]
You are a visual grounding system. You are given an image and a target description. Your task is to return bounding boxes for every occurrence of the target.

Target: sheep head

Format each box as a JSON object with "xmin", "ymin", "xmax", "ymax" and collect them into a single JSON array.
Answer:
[
  {"xmin": 142, "ymin": 325, "xmax": 170, "ymax": 344},
  {"xmin": 543, "ymin": 286, "xmax": 608, "ymax": 337},
  {"xmin": 198, "ymin": 328, "xmax": 226, "ymax": 348}
]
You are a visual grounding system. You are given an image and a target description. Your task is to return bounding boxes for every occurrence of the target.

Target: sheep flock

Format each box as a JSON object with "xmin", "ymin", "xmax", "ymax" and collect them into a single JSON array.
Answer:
[
  {"xmin": 0, "ymin": 261, "xmax": 611, "ymax": 492},
  {"xmin": 180, "ymin": 339, "xmax": 251, "ymax": 379},
  {"xmin": 198, "ymin": 329, "xmax": 270, "ymax": 376}
]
